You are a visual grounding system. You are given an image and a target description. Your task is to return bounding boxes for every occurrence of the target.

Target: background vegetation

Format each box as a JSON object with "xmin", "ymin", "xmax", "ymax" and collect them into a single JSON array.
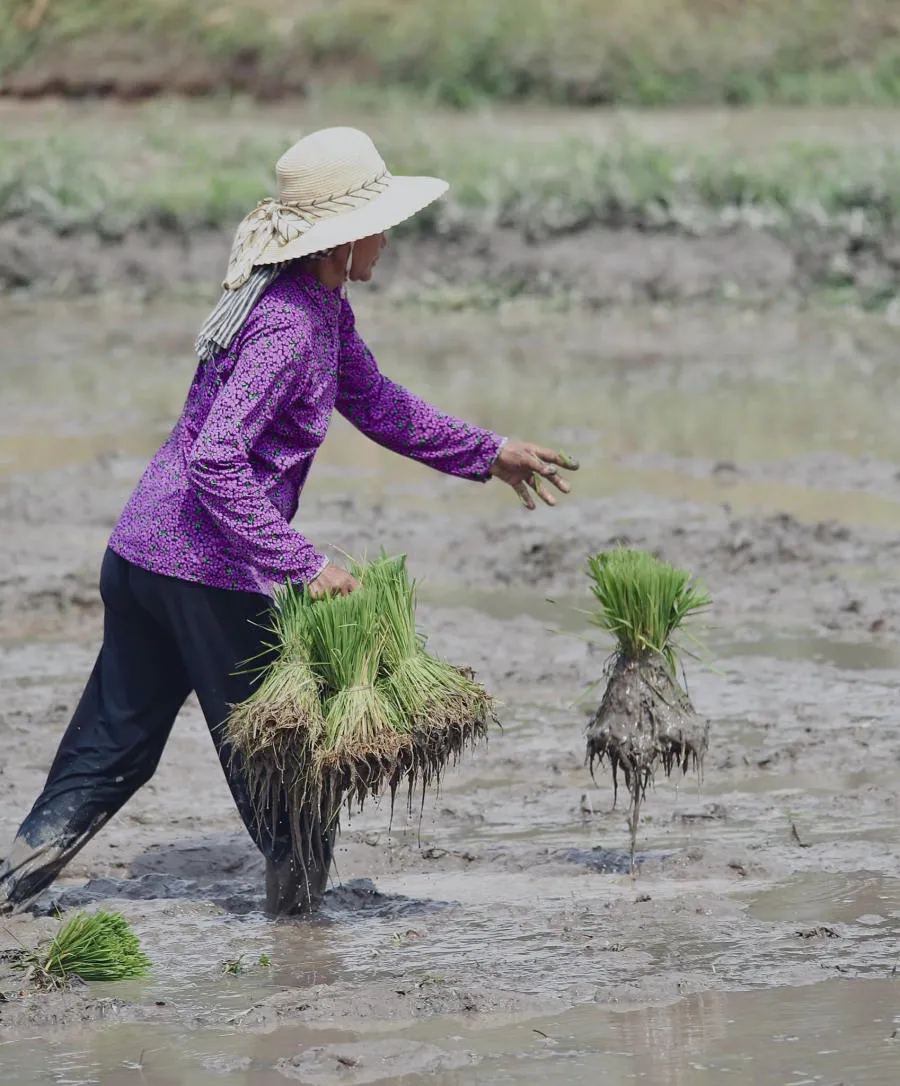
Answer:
[
  {"xmin": 4, "ymin": 0, "xmax": 900, "ymax": 106},
  {"xmin": 3, "ymin": 109, "xmax": 899, "ymax": 241}
]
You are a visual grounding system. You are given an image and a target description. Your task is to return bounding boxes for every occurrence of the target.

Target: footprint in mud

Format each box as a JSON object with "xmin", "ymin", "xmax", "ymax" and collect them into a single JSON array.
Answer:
[
  {"xmin": 32, "ymin": 875, "xmax": 451, "ymax": 920},
  {"xmin": 275, "ymin": 1039, "xmax": 475, "ymax": 1083},
  {"xmin": 32, "ymin": 873, "xmax": 265, "ymax": 916},
  {"xmin": 563, "ymin": 847, "xmax": 676, "ymax": 873},
  {"xmin": 322, "ymin": 879, "xmax": 451, "ymax": 919}
]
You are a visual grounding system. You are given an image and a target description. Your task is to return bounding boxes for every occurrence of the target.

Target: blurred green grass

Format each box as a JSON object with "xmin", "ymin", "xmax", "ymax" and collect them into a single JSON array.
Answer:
[
  {"xmin": 3, "ymin": 105, "xmax": 900, "ymax": 242},
  {"xmin": 4, "ymin": 0, "xmax": 900, "ymax": 105}
]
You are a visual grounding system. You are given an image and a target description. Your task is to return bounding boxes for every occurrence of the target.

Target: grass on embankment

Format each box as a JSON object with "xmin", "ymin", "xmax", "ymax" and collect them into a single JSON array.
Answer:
[
  {"xmin": 3, "ymin": 105, "xmax": 900, "ymax": 247},
  {"xmin": 3, "ymin": 0, "xmax": 900, "ymax": 106}
]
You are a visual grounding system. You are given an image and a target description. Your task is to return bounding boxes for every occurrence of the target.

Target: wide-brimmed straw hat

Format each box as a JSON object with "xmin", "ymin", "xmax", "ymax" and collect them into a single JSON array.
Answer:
[{"xmin": 223, "ymin": 126, "xmax": 448, "ymax": 289}]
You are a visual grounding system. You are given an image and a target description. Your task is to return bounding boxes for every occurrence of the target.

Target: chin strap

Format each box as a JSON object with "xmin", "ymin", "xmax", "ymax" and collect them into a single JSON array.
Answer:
[{"xmin": 342, "ymin": 242, "xmax": 355, "ymax": 299}]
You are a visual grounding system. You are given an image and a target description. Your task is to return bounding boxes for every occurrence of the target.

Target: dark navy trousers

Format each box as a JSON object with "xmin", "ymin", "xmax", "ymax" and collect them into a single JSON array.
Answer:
[{"xmin": 0, "ymin": 549, "xmax": 317, "ymax": 910}]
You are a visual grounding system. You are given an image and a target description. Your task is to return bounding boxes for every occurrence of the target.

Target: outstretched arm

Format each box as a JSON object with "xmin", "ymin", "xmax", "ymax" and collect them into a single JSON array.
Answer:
[
  {"xmin": 336, "ymin": 300, "xmax": 579, "ymax": 506},
  {"xmin": 335, "ymin": 301, "xmax": 504, "ymax": 481}
]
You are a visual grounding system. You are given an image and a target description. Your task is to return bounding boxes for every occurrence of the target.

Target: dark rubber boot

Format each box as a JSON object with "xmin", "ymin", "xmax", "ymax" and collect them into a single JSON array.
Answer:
[
  {"xmin": 264, "ymin": 822, "xmax": 337, "ymax": 917},
  {"xmin": 0, "ymin": 816, "xmax": 110, "ymax": 915},
  {"xmin": 265, "ymin": 856, "xmax": 323, "ymax": 916}
]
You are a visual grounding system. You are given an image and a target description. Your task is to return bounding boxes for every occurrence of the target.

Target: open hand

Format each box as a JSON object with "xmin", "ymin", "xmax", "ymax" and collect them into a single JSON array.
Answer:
[
  {"xmin": 309, "ymin": 563, "xmax": 360, "ymax": 598},
  {"xmin": 490, "ymin": 441, "xmax": 579, "ymax": 510}
]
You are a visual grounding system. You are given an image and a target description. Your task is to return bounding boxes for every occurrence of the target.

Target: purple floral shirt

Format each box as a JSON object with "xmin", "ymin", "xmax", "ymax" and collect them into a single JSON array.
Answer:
[{"xmin": 109, "ymin": 267, "xmax": 503, "ymax": 594}]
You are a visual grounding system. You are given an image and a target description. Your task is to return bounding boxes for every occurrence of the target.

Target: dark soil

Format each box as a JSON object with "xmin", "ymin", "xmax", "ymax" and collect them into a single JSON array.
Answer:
[{"xmin": 3, "ymin": 217, "xmax": 895, "ymax": 304}]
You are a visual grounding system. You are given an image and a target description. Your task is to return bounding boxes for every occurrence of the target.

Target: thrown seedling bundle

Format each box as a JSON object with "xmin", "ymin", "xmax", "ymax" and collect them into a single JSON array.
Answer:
[
  {"xmin": 18, "ymin": 910, "xmax": 151, "ymax": 986},
  {"xmin": 226, "ymin": 554, "xmax": 492, "ymax": 870},
  {"xmin": 583, "ymin": 548, "xmax": 710, "ymax": 863}
]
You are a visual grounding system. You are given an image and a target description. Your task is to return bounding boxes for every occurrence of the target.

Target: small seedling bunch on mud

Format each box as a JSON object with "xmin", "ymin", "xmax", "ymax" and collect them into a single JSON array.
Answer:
[
  {"xmin": 583, "ymin": 548, "xmax": 710, "ymax": 861},
  {"xmin": 222, "ymin": 954, "xmax": 245, "ymax": 976},
  {"xmin": 226, "ymin": 554, "xmax": 492, "ymax": 870},
  {"xmin": 19, "ymin": 910, "xmax": 150, "ymax": 986}
]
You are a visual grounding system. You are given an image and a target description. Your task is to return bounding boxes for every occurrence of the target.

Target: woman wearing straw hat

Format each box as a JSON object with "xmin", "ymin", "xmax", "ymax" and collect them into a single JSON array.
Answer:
[{"xmin": 0, "ymin": 127, "xmax": 577, "ymax": 916}]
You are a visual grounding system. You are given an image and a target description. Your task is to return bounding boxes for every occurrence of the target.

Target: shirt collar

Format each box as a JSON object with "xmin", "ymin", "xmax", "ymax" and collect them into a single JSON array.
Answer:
[{"xmin": 292, "ymin": 263, "xmax": 343, "ymax": 307}]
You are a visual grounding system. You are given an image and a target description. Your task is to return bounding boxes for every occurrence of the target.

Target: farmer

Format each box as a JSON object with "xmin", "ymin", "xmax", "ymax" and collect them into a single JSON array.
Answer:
[{"xmin": 0, "ymin": 128, "xmax": 576, "ymax": 917}]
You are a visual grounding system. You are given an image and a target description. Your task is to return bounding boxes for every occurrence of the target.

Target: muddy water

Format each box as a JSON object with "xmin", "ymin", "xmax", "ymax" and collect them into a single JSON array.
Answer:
[
  {"xmin": 6, "ymin": 298, "xmax": 900, "ymax": 501},
  {"xmin": 1, "ymin": 977, "xmax": 897, "ymax": 1084},
  {"xmin": 1, "ymin": 293, "xmax": 899, "ymax": 1083}
]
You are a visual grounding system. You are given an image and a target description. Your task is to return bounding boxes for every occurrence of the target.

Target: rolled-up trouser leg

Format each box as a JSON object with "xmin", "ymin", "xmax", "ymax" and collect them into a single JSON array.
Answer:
[{"xmin": 0, "ymin": 550, "xmax": 190, "ymax": 912}]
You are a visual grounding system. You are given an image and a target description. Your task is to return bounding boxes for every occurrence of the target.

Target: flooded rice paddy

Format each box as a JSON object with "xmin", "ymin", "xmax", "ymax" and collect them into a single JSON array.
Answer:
[{"xmin": 1, "ymin": 282, "xmax": 899, "ymax": 1083}]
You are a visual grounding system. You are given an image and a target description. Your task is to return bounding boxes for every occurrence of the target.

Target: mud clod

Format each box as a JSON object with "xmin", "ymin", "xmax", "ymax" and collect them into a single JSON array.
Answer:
[{"xmin": 586, "ymin": 652, "xmax": 709, "ymax": 862}]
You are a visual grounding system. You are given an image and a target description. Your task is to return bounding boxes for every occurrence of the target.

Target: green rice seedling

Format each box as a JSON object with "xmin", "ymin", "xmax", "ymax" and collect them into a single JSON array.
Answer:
[
  {"xmin": 358, "ymin": 554, "xmax": 427, "ymax": 729},
  {"xmin": 225, "ymin": 584, "xmax": 326, "ymax": 850},
  {"xmin": 583, "ymin": 548, "xmax": 710, "ymax": 864},
  {"xmin": 357, "ymin": 554, "xmax": 475, "ymax": 724},
  {"xmin": 222, "ymin": 954, "xmax": 245, "ymax": 976},
  {"xmin": 24, "ymin": 910, "xmax": 151, "ymax": 985},
  {"xmin": 226, "ymin": 582, "xmax": 325, "ymax": 761},
  {"xmin": 356, "ymin": 555, "xmax": 493, "ymax": 806},
  {"xmin": 290, "ymin": 575, "xmax": 412, "ymax": 816},
  {"xmin": 304, "ymin": 586, "xmax": 399, "ymax": 762},
  {"xmin": 586, "ymin": 548, "xmax": 710, "ymax": 673},
  {"xmin": 226, "ymin": 553, "xmax": 493, "ymax": 886}
]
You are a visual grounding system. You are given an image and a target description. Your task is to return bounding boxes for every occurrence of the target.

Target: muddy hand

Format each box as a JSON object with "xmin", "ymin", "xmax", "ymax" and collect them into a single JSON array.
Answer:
[{"xmin": 489, "ymin": 441, "xmax": 579, "ymax": 510}]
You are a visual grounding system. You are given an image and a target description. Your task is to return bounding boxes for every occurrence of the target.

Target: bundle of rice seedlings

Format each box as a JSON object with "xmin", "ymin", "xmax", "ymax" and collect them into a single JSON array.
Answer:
[
  {"xmin": 225, "ymin": 553, "xmax": 493, "ymax": 873},
  {"xmin": 583, "ymin": 548, "xmax": 711, "ymax": 863},
  {"xmin": 306, "ymin": 583, "xmax": 403, "ymax": 795},
  {"xmin": 22, "ymin": 910, "xmax": 151, "ymax": 985},
  {"xmin": 225, "ymin": 582, "xmax": 326, "ymax": 842},
  {"xmin": 358, "ymin": 555, "xmax": 492, "ymax": 805}
]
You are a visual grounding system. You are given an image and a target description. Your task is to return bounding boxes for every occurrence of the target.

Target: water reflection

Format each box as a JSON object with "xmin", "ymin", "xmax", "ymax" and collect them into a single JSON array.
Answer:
[
  {"xmin": 722, "ymin": 635, "xmax": 900, "ymax": 671},
  {"xmin": 5, "ymin": 297, "xmax": 900, "ymax": 541},
  {"xmin": 5, "ymin": 977, "xmax": 895, "ymax": 1085},
  {"xmin": 5, "ymin": 299, "xmax": 900, "ymax": 513},
  {"xmin": 748, "ymin": 871, "xmax": 900, "ymax": 925}
]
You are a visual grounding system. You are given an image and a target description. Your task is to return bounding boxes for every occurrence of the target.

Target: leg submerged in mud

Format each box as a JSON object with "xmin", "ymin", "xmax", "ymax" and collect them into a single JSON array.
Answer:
[
  {"xmin": 263, "ymin": 806, "xmax": 338, "ymax": 917},
  {"xmin": 0, "ymin": 817, "xmax": 110, "ymax": 914},
  {"xmin": 265, "ymin": 826, "xmax": 335, "ymax": 916},
  {"xmin": 0, "ymin": 550, "xmax": 339, "ymax": 916},
  {"xmin": 0, "ymin": 552, "xmax": 192, "ymax": 912}
]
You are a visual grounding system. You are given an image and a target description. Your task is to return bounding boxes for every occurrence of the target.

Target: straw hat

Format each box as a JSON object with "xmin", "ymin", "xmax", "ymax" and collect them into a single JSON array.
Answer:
[{"xmin": 223, "ymin": 126, "xmax": 448, "ymax": 289}]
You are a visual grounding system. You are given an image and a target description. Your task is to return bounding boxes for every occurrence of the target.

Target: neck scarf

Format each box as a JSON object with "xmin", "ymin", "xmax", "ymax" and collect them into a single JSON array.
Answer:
[{"xmin": 194, "ymin": 248, "xmax": 336, "ymax": 362}]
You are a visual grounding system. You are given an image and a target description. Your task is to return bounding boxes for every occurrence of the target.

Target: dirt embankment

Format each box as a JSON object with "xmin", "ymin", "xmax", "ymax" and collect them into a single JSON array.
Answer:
[{"xmin": 3, "ymin": 219, "xmax": 897, "ymax": 304}]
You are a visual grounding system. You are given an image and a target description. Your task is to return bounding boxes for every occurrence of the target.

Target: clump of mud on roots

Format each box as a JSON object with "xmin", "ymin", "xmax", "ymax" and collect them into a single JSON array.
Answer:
[
  {"xmin": 226, "ymin": 554, "xmax": 494, "ymax": 883},
  {"xmin": 583, "ymin": 548, "xmax": 710, "ymax": 865}
]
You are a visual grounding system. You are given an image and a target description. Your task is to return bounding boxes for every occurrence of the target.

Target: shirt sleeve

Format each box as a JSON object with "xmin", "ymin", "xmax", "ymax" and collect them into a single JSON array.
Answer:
[
  {"xmin": 335, "ymin": 298, "xmax": 505, "ymax": 481},
  {"xmin": 186, "ymin": 309, "xmax": 328, "ymax": 586}
]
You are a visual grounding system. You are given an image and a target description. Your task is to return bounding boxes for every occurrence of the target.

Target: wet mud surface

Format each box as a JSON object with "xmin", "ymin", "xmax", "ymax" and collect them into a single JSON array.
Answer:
[{"xmin": 0, "ymin": 294, "xmax": 898, "ymax": 1082}]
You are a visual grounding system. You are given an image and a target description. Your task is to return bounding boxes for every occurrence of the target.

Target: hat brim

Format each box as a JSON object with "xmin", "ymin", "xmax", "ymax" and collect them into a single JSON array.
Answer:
[{"xmin": 253, "ymin": 175, "xmax": 448, "ymax": 267}]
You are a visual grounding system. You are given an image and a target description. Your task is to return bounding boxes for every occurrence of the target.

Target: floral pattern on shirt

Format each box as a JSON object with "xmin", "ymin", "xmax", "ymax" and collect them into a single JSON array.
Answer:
[{"xmin": 109, "ymin": 267, "xmax": 503, "ymax": 593}]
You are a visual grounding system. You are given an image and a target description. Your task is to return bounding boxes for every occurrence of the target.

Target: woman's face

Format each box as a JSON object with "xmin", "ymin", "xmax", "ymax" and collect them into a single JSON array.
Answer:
[{"xmin": 348, "ymin": 233, "xmax": 388, "ymax": 282}]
